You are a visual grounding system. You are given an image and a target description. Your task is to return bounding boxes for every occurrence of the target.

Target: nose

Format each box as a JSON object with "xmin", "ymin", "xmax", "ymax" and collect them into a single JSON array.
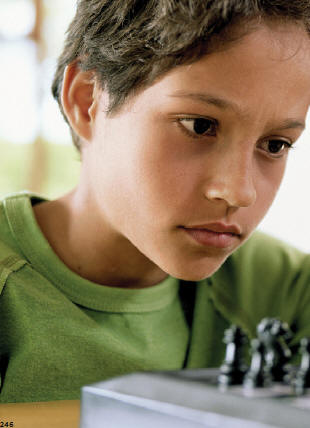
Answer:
[{"xmin": 203, "ymin": 153, "xmax": 257, "ymax": 209}]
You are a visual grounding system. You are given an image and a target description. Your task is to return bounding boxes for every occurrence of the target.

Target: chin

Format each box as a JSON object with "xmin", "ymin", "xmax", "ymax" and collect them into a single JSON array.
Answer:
[
  {"xmin": 162, "ymin": 255, "xmax": 229, "ymax": 282},
  {"xmin": 173, "ymin": 268, "xmax": 219, "ymax": 282}
]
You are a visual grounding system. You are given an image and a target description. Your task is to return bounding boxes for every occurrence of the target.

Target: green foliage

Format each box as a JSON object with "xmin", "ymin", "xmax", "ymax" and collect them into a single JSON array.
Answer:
[{"xmin": 0, "ymin": 141, "xmax": 80, "ymax": 200}]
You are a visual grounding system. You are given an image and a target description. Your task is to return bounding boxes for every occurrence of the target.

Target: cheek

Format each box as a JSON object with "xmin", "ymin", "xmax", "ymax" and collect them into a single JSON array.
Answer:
[
  {"xmin": 132, "ymin": 135, "xmax": 201, "ymax": 218},
  {"xmin": 247, "ymin": 160, "xmax": 287, "ymax": 227},
  {"xmin": 123, "ymin": 114, "xmax": 203, "ymax": 209}
]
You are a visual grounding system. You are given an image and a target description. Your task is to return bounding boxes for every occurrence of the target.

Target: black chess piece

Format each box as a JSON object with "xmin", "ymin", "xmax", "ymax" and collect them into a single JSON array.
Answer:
[
  {"xmin": 218, "ymin": 325, "xmax": 248, "ymax": 386},
  {"xmin": 294, "ymin": 338, "xmax": 310, "ymax": 395},
  {"xmin": 243, "ymin": 318, "xmax": 292, "ymax": 389},
  {"xmin": 257, "ymin": 318, "xmax": 292, "ymax": 383},
  {"xmin": 243, "ymin": 337, "xmax": 268, "ymax": 388}
]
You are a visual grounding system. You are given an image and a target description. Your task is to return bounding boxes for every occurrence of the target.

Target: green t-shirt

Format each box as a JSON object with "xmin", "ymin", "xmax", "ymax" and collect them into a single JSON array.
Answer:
[{"xmin": 0, "ymin": 192, "xmax": 310, "ymax": 403}]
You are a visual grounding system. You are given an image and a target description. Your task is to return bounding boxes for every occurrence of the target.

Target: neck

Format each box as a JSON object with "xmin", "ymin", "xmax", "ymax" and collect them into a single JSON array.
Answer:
[{"xmin": 33, "ymin": 189, "xmax": 168, "ymax": 289}]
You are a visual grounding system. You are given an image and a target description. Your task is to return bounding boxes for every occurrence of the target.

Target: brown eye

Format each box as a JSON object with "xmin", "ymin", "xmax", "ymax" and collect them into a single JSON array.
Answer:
[
  {"xmin": 179, "ymin": 118, "xmax": 217, "ymax": 137},
  {"xmin": 193, "ymin": 118, "xmax": 215, "ymax": 135},
  {"xmin": 268, "ymin": 140, "xmax": 290, "ymax": 154},
  {"xmin": 261, "ymin": 139, "xmax": 293, "ymax": 156}
]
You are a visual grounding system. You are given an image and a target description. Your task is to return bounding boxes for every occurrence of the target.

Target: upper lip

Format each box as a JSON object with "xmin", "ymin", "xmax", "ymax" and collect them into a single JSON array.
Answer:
[{"xmin": 184, "ymin": 222, "xmax": 242, "ymax": 235}]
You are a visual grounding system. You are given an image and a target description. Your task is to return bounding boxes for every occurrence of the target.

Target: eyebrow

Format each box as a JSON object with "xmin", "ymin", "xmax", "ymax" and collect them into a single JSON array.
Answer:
[
  {"xmin": 274, "ymin": 119, "xmax": 306, "ymax": 132},
  {"xmin": 169, "ymin": 91, "xmax": 306, "ymax": 131},
  {"xmin": 170, "ymin": 91, "xmax": 240, "ymax": 111}
]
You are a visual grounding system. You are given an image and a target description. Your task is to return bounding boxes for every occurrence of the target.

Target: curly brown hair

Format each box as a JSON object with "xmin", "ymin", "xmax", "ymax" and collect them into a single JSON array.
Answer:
[{"xmin": 52, "ymin": 0, "xmax": 310, "ymax": 150}]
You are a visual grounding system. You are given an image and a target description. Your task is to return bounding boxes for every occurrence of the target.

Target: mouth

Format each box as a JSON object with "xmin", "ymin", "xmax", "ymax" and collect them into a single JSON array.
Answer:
[{"xmin": 180, "ymin": 222, "xmax": 242, "ymax": 249}]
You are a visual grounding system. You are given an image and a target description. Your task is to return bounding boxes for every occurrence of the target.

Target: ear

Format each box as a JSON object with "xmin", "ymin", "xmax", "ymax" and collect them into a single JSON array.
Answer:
[{"xmin": 61, "ymin": 62, "xmax": 98, "ymax": 142}]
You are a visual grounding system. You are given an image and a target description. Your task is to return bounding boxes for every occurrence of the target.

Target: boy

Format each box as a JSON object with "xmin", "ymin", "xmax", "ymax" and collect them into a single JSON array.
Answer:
[{"xmin": 1, "ymin": 0, "xmax": 310, "ymax": 403}]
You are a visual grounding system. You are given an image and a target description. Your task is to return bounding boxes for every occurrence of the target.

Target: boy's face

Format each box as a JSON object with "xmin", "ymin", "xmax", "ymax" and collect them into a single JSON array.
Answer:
[{"xmin": 81, "ymin": 23, "xmax": 310, "ymax": 281}]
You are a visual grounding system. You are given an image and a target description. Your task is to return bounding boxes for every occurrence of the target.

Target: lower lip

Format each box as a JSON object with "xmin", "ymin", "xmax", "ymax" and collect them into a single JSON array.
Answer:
[{"xmin": 183, "ymin": 228, "xmax": 239, "ymax": 248}]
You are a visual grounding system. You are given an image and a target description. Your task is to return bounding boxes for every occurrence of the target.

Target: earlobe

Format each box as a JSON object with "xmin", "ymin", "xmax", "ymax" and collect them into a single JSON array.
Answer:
[{"xmin": 61, "ymin": 62, "xmax": 97, "ymax": 142}]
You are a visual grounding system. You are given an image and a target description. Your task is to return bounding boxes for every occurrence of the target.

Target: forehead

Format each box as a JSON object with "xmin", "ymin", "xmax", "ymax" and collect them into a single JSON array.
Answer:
[{"xmin": 130, "ymin": 22, "xmax": 310, "ymax": 120}]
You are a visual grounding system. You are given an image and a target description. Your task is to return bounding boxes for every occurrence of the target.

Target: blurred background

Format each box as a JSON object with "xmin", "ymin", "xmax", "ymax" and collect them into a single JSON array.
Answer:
[
  {"xmin": 0, "ymin": 0, "xmax": 79, "ymax": 199},
  {"xmin": 0, "ymin": 0, "xmax": 309, "ymax": 252}
]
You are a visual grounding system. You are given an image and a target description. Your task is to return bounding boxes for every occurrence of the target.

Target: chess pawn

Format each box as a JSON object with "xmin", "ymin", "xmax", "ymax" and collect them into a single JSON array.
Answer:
[
  {"xmin": 294, "ymin": 338, "xmax": 310, "ymax": 395},
  {"xmin": 243, "ymin": 338, "xmax": 271, "ymax": 388},
  {"xmin": 218, "ymin": 325, "xmax": 248, "ymax": 386}
]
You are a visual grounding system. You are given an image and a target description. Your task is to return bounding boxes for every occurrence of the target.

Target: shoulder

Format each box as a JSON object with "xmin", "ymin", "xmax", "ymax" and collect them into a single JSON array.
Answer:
[
  {"xmin": 230, "ymin": 230, "xmax": 309, "ymax": 279},
  {"xmin": 0, "ymin": 192, "xmax": 41, "ymax": 296},
  {"xmin": 211, "ymin": 231, "xmax": 310, "ymax": 336},
  {"xmin": 0, "ymin": 239, "xmax": 27, "ymax": 298},
  {"xmin": 225, "ymin": 230, "xmax": 310, "ymax": 296}
]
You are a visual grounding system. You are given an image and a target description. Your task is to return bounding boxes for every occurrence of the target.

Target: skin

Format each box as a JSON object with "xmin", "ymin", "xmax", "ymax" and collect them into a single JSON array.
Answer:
[{"xmin": 34, "ymin": 21, "xmax": 310, "ymax": 288}]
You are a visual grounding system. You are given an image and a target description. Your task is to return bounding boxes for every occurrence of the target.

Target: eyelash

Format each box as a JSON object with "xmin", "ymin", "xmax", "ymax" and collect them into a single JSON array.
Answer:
[{"xmin": 176, "ymin": 117, "xmax": 294, "ymax": 157}]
